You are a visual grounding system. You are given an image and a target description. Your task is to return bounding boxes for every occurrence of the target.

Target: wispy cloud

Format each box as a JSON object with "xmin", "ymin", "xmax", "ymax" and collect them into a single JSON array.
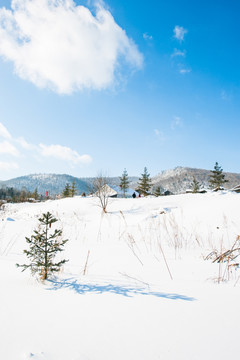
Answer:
[
  {"xmin": 154, "ymin": 129, "xmax": 165, "ymax": 142},
  {"xmin": 0, "ymin": 123, "xmax": 93, "ymax": 169},
  {"xmin": 179, "ymin": 68, "xmax": 191, "ymax": 74},
  {"xmin": 0, "ymin": 0, "xmax": 143, "ymax": 94},
  {"xmin": 171, "ymin": 116, "xmax": 183, "ymax": 130},
  {"xmin": 0, "ymin": 123, "xmax": 11, "ymax": 139},
  {"xmin": 15, "ymin": 137, "xmax": 35, "ymax": 150},
  {"xmin": 143, "ymin": 33, "xmax": 153, "ymax": 40},
  {"xmin": 221, "ymin": 89, "xmax": 232, "ymax": 101},
  {"xmin": 173, "ymin": 26, "xmax": 188, "ymax": 42},
  {"xmin": 0, "ymin": 140, "xmax": 20, "ymax": 156},
  {"xmin": 0, "ymin": 161, "xmax": 19, "ymax": 170},
  {"xmin": 39, "ymin": 144, "xmax": 92, "ymax": 165},
  {"xmin": 171, "ymin": 48, "xmax": 186, "ymax": 58}
]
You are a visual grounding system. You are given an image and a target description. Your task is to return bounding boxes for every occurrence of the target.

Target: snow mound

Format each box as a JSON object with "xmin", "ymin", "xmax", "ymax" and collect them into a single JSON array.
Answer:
[
  {"xmin": 23, "ymin": 352, "xmax": 90, "ymax": 360},
  {"xmin": 1, "ymin": 193, "xmax": 240, "ymax": 360},
  {"xmin": 23, "ymin": 353, "xmax": 47, "ymax": 360}
]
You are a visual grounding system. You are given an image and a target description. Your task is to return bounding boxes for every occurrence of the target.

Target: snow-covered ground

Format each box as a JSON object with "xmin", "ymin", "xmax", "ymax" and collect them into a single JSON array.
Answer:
[{"xmin": 1, "ymin": 192, "xmax": 240, "ymax": 360}]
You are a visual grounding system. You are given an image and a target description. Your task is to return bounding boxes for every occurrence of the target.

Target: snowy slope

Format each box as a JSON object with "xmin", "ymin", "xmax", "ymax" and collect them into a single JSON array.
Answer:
[
  {"xmin": 2, "ymin": 167, "xmax": 240, "ymax": 196},
  {"xmin": 1, "ymin": 174, "xmax": 139, "ymax": 196},
  {"xmin": 1, "ymin": 193, "xmax": 240, "ymax": 360},
  {"xmin": 151, "ymin": 166, "xmax": 240, "ymax": 193},
  {"xmin": 1, "ymin": 173, "xmax": 91, "ymax": 196}
]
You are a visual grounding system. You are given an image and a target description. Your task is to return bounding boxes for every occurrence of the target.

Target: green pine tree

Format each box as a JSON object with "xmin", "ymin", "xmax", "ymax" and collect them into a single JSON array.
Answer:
[
  {"xmin": 19, "ymin": 188, "xmax": 30, "ymax": 202},
  {"xmin": 209, "ymin": 162, "xmax": 228, "ymax": 189},
  {"xmin": 62, "ymin": 182, "xmax": 71, "ymax": 197},
  {"xmin": 16, "ymin": 212, "xmax": 68, "ymax": 280},
  {"xmin": 70, "ymin": 181, "xmax": 77, "ymax": 197},
  {"xmin": 191, "ymin": 176, "xmax": 200, "ymax": 193},
  {"xmin": 32, "ymin": 187, "xmax": 39, "ymax": 200},
  {"xmin": 153, "ymin": 186, "xmax": 162, "ymax": 197},
  {"xmin": 137, "ymin": 167, "xmax": 152, "ymax": 196},
  {"xmin": 119, "ymin": 168, "xmax": 130, "ymax": 198}
]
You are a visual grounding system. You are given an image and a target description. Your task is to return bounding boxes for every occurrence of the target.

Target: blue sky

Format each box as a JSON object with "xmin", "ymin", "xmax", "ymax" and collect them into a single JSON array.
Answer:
[{"xmin": 0, "ymin": 0, "xmax": 239, "ymax": 180}]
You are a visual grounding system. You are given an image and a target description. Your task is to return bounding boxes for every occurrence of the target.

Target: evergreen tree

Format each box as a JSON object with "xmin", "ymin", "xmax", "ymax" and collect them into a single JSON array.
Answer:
[
  {"xmin": 62, "ymin": 182, "xmax": 71, "ymax": 197},
  {"xmin": 137, "ymin": 167, "xmax": 152, "ymax": 196},
  {"xmin": 16, "ymin": 212, "xmax": 68, "ymax": 280},
  {"xmin": 209, "ymin": 162, "xmax": 228, "ymax": 189},
  {"xmin": 32, "ymin": 187, "xmax": 39, "ymax": 200},
  {"xmin": 19, "ymin": 188, "xmax": 30, "ymax": 202},
  {"xmin": 191, "ymin": 176, "xmax": 200, "ymax": 193},
  {"xmin": 153, "ymin": 186, "xmax": 162, "ymax": 197},
  {"xmin": 119, "ymin": 168, "xmax": 130, "ymax": 198},
  {"xmin": 70, "ymin": 181, "xmax": 77, "ymax": 197}
]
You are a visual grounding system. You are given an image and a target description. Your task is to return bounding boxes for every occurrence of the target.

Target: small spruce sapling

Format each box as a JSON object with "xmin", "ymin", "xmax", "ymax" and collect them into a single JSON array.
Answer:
[
  {"xmin": 119, "ymin": 168, "xmax": 130, "ymax": 198},
  {"xmin": 209, "ymin": 162, "xmax": 228, "ymax": 190},
  {"xmin": 153, "ymin": 186, "xmax": 162, "ymax": 197},
  {"xmin": 70, "ymin": 180, "xmax": 77, "ymax": 197},
  {"xmin": 62, "ymin": 183, "xmax": 71, "ymax": 197},
  {"xmin": 137, "ymin": 167, "xmax": 152, "ymax": 196},
  {"xmin": 191, "ymin": 176, "xmax": 200, "ymax": 193},
  {"xmin": 32, "ymin": 187, "xmax": 39, "ymax": 200},
  {"xmin": 17, "ymin": 212, "xmax": 68, "ymax": 280}
]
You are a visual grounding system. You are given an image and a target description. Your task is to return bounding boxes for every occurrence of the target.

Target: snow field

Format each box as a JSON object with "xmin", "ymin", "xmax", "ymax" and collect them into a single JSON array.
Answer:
[{"xmin": 1, "ymin": 193, "xmax": 240, "ymax": 359}]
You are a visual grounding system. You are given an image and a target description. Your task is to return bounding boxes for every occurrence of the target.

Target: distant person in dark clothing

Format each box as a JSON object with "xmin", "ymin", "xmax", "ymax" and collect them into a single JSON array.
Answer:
[{"xmin": 132, "ymin": 192, "xmax": 136, "ymax": 198}]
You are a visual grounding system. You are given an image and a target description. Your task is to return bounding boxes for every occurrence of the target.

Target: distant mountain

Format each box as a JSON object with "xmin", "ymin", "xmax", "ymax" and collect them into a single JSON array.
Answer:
[
  {"xmin": 0, "ymin": 173, "xmax": 138, "ymax": 196},
  {"xmin": 1, "ymin": 167, "xmax": 240, "ymax": 196},
  {"xmin": 150, "ymin": 167, "xmax": 240, "ymax": 194},
  {"xmin": 1, "ymin": 174, "xmax": 91, "ymax": 196}
]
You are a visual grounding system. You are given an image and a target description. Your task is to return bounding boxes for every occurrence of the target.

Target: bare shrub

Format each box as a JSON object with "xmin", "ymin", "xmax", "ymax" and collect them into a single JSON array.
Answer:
[
  {"xmin": 205, "ymin": 235, "xmax": 240, "ymax": 283},
  {"xmin": 93, "ymin": 173, "xmax": 113, "ymax": 213}
]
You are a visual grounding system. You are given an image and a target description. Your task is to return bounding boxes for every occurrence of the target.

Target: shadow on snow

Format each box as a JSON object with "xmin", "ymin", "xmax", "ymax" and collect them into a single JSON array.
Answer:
[{"xmin": 47, "ymin": 278, "xmax": 196, "ymax": 301}]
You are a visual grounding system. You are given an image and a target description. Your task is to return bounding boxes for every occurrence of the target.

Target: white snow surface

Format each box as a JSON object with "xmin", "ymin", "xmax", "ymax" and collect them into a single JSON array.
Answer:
[
  {"xmin": 153, "ymin": 166, "xmax": 186, "ymax": 181},
  {"xmin": 1, "ymin": 192, "xmax": 240, "ymax": 360}
]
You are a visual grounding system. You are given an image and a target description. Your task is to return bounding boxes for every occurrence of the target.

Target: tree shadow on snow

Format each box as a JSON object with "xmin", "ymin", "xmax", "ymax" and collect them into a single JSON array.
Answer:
[{"xmin": 47, "ymin": 278, "xmax": 196, "ymax": 301}]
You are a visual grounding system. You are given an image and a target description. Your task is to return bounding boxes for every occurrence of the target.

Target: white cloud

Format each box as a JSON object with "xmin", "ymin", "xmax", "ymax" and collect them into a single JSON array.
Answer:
[
  {"xmin": 171, "ymin": 116, "xmax": 183, "ymax": 130},
  {"xmin": 221, "ymin": 90, "xmax": 227, "ymax": 100},
  {"xmin": 39, "ymin": 143, "xmax": 92, "ymax": 164},
  {"xmin": 221, "ymin": 90, "xmax": 232, "ymax": 101},
  {"xmin": 0, "ymin": 161, "xmax": 19, "ymax": 170},
  {"xmin": 179, "ymin": 68, "xmax": 191, "ymax": 74},
  {"xmin": 0, "ymin": 122, "xmax": 92, "ymax": 171},
  {"xmin": 0, "ymin": 0, "xmax": 143, "ymax": 94},
  {"xmin": 0, "ymin": 122, "xmax": 11, "ymax": 139},
  {"xmin": 0, "ymin": 140, "xmax": 20, "ymax": 156},
  {"xmin": 143, "ymin": 33, "xmax": 153, "ymax": 40},
  {"xmin": 171, "ymin": 48, "xmax": 186, "ymax": 57},
  {"xmin": 16, "ymin": 136, "xmax": 35, "ymax": 150},
  {"xmin": 173, "ymin": 26, "xmax": 188, "ymax": 42},
  {"xmin": 154, "ymin": 129, "xmax": 165, "ymax": 142},
  {"xmin": 0, "ymin": 122, "xmax": 92, "ymax": 167}
]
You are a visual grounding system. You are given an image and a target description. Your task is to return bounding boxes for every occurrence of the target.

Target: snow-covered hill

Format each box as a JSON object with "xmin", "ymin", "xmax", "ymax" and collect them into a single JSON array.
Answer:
[
  {"xmin": 1, "ymin": 193, "xmax": 240, "ymax": 360},
  {"xmin": 1, "ymin": 173, "xmax": 91, "ymax": 196},
  {"xmin": 151, "ymin": 166, "xmax": 240, "ymax": 193},
  {"xmin": 1, "ymin": 167, "xmax": 240, "ymax": 196},
  {"xmin": 1, "ymin": 174, "xmax": 138, "ymax": 196}
]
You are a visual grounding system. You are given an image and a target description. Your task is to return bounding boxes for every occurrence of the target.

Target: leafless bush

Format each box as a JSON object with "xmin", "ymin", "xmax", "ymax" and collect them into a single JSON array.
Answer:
[
  {"xmin": 205, "ymin": 235, "xmax": 240, "ymax": 282},
  {"xmin": 93, "ymin": 173, "xmax": 113, "ymax": 213}
]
